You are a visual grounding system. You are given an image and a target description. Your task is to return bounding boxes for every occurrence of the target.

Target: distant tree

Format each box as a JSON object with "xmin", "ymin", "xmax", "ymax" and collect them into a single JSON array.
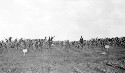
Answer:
[
  {"xmin": 9, "ymin": 37, "xmax": 12, "ymax": 42},
  {"xmin": 48, "ymin": 36, "xmax": 55, "ymax": 48}
]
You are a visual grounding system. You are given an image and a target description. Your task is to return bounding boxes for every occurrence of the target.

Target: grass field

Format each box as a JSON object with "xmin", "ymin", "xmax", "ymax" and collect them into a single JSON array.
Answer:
[{"xmin": 0, "ymin": 45, "xmax": 125, "ymax": 73}]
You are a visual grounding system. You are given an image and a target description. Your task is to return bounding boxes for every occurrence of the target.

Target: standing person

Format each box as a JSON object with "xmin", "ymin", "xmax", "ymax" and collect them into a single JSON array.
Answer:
[{"xmin": 79, "ymin": 36, "xmax": 83, "ymax": 47}]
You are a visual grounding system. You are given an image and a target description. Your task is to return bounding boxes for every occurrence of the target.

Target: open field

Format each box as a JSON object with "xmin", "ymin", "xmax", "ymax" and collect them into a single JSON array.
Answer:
[{"xmin": 0, "ymin": 45, "xmax": 125, "ymax": 73}]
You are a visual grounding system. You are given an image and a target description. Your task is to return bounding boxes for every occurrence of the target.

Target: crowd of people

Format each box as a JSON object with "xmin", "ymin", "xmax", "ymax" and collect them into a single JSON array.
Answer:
[{"xmin": 0, "ymin": 36, "xmax": 125, "ymax": 54}]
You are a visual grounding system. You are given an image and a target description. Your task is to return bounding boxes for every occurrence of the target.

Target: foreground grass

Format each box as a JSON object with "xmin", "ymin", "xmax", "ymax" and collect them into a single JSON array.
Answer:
[{"xmin": 0, "ymin": 46, "xmax": 125, "ymax": 73}]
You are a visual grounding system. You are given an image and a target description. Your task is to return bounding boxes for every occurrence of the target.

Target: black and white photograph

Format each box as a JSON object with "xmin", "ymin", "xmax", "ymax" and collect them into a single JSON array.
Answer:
[{"xmin": 0, "ymin": 0, "xmax": 125, "ymax": 73}]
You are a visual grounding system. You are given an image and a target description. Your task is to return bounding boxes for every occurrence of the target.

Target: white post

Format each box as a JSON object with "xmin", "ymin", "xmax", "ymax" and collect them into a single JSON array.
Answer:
[
  {"xmin": 105, "ymin": 45, "xmax": 109, "ymax": 51},
  {"xmin": 105, "ymin": 45, "xmax": 110, "ymax": 60},
  {"xmin": 102, "ymin": 45, "xmax": 110, "ymax": 55},
  {"xmin": 23, "ymin": 49, "xmax": 28, "ymax": 55}
]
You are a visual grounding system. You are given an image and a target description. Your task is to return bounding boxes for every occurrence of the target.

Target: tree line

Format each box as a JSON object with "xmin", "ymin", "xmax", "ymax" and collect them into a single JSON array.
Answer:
[{"xmin": 0, "ymin": 36, "xmax": 125, "ymax": 54}]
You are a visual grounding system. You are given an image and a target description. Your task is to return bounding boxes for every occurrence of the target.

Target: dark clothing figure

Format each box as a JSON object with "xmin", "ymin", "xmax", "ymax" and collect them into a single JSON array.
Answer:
[
  {"xmin": 80, "ymin": 36, "xmax": 83, "ymax": 44},
  {"xmin": 80, "ymin": 36, "xmax": 83, "ymax": 47}
]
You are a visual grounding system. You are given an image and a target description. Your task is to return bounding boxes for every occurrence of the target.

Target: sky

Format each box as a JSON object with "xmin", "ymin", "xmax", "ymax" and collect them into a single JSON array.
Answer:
[{"xmin": 0, "ymin": 0, "xmax": 125, "ymax": 41}]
